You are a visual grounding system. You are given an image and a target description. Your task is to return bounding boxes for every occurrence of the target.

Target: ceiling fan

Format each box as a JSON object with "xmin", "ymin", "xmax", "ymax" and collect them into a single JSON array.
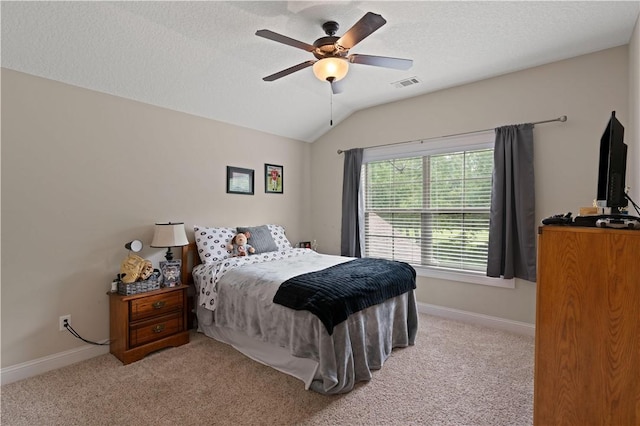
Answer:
[{"xmin": 256, "ymin": 12, "xmax": 413, "ymax": 94}]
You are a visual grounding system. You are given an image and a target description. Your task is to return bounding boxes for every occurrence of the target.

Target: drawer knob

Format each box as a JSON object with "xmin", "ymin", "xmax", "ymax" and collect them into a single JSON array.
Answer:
[
  {"xmin": 152, "ymin": 324, "xmax": 165, "ymax": 333},
  {"xmin": 152, "ymin": 301, "xmax": 166, "ymax": 309}
]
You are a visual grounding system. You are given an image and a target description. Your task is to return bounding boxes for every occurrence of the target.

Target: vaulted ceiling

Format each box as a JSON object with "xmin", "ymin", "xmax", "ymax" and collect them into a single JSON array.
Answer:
[{"xmin": 2, "ymin": 1, "xmax": 639, "ymax": 142}]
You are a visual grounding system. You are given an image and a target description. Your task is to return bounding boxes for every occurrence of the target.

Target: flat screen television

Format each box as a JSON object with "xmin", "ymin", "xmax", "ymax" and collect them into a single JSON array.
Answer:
[{"xmin": 596, "ymin": 111, "xmax": 628, "ymax": 214}]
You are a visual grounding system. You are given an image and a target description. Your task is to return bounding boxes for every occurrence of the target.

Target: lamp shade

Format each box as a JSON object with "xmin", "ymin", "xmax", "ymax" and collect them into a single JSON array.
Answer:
[
  {"xmin": 312, "ymin": 58, "xmax": 349, "ymax": 82},
  {"xmin": 150, "ymin": 222, "xmax": 189, "ymax": 248}
]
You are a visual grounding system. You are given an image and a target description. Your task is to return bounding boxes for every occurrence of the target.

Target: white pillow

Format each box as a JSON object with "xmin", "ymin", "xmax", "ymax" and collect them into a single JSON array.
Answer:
[
  {"xmin": 267, "ymin": 224, "xmax": 293, "ymax": 251},
  {"xmin": 193, "ymin": 226, "xmax": 235, "ymax": 263}
]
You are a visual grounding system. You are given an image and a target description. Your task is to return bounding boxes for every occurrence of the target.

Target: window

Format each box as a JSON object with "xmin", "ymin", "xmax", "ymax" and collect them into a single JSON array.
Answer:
[{"xmin": 361, "ymin": 131, "xmax": 508, "ymax": 286}]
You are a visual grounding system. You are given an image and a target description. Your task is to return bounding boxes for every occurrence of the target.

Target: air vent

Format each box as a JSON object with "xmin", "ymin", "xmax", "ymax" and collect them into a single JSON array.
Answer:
[{"xmin": 392, "ymin": 77, "xmax": 421, "ymax": 89}]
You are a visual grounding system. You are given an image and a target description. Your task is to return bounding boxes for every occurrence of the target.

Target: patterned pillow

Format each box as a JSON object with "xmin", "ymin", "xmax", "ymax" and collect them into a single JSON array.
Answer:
[
  {"xmin": 236, "ymin": 225, "xmax": 278, "ymax": 254},
  {"xmin": 193, "ymin": 226, "xmax": 235, "ymax": 263},
  {"xmin": 267, "ymin": 224, "xmax": 293, "ymax": 251}
]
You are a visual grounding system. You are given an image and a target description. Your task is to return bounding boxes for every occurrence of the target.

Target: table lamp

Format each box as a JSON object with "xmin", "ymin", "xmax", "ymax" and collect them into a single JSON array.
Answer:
[{"xmin": 150, "ymin": 222, "xmax": 189, "ymax": 261}]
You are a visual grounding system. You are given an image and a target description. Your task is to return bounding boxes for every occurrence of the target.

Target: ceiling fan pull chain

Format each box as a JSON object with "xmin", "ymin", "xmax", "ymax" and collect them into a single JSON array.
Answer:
[{"xmin": 330, "ymin": 86, "xmax": 333, "ymax": 126}]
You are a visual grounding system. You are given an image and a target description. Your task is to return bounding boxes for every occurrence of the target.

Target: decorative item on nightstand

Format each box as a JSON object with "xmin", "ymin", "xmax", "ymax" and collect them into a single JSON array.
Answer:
[
  {"xmin": 151, "ymin": 222, "xmax": 188, "ymax": 286},
  {"xmin": 117, "ymin": 239, "xmax": 161, "ymax": 295},
  {"xmin": 112, "ymin": 240, "xmax": 143, "ymax": 292},
  {"xmin": 160, "ymin": 260, "xmax": 181, "ymax": 287}
]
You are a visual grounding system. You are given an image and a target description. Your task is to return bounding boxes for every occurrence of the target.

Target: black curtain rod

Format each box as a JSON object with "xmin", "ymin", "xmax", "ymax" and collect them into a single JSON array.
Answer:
[{"xmin": 337, "ymin": 115, "xmax": 567, "ymax": 154}]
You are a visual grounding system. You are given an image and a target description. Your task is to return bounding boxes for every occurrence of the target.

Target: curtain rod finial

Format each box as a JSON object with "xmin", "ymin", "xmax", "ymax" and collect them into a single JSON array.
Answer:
[
  {"xmin": 559, "ymin": 115, "xmax": 567, "ymax": 122},
  {"xmin": 337, "ymin": 149, "xmax": 343, "ymax": 154}
]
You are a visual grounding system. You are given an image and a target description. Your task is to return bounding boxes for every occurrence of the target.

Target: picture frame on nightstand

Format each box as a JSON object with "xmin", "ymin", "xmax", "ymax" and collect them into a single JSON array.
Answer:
[{"xmin": 160, "ymin": 260, "xmax": 181, "ymax": 287}]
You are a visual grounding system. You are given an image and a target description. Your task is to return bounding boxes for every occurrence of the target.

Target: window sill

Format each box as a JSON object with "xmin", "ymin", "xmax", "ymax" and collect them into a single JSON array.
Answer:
[{"xmin": 414, "ymin": 266, "xmax": 516, "ymax": 288}]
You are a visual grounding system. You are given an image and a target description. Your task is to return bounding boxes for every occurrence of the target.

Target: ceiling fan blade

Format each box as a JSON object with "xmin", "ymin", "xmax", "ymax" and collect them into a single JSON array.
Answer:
[
  {"xmin": 336, "ymin": 12, "xmax": 387, "ymax": 50},
  {"xmin": 348, "ymin": 54, "xmax": 413, "ymax": 70},
  {"xmin": 255, "ymin": 29, "xmax": 315, "ymax": 52},
  {"xmin": 330, "ymin": 79, "xmax": 345, "ymax": 95},
  {"xmin": 262, "ymin": 60, "xmax": 316, "ymax": 81}
]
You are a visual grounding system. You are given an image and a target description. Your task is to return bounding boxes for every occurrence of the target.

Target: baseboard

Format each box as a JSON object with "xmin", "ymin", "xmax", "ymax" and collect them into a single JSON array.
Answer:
[
  {"xmin": 1, "ymin": 341, "xmax": 110, "ymax": 386},
  {"xmin": 1, "ymin": 305, "xmax": 533, "ymax": 385},
  {"xmin": 417, "ymin": 302, "xmax": 535, "ymax": 337}
]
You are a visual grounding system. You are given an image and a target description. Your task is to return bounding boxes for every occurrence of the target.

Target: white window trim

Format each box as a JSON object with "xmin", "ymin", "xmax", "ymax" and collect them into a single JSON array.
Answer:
[
  {"xmin": 361, "ymin": 129, "xmax": 515, "ymax": 289},
  {"xmin": 414, "ymin": 265, "xmax": 516, "ymax": 288}
]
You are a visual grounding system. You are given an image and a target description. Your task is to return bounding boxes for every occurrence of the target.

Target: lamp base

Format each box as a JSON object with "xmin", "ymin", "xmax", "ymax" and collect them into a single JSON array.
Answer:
[{"xmin": 164, "ymin": 247, "xmax": 174, "ymax": 261}]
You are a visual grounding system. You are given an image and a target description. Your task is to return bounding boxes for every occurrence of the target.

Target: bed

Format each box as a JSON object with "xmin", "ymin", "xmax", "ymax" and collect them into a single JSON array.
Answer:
[{"xmin": 181, "ymin": 224, "xmax": 418, "ymax": 394}]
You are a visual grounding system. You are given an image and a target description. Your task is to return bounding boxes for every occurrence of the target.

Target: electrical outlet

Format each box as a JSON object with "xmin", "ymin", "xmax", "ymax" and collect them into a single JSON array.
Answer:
[{"xmin": 59, "ymin": 315, "xmax": 71, "ymax": 331}]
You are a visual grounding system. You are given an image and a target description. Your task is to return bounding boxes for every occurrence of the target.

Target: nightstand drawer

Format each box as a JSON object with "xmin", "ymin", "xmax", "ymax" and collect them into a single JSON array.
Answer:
[
  {"xmin": 129, "ymin": 312, "xmax": 184, "ymax": 347},
  {"xmin": 129, "ymin": 290, "xmax": 183, "ymax": 321}
]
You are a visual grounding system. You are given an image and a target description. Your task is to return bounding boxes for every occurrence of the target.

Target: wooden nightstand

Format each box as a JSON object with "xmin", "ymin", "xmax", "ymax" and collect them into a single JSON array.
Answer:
[{"xmin": 109, "ymin": 285, "xmax": 189, "ymax": 364}]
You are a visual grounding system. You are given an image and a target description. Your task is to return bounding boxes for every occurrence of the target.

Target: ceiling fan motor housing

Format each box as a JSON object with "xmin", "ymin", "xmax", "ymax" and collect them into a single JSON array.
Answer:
[
  {"xmin": 313, "ymin": 36, "xmax": 344, "ymax": 58},
  {"xmin": 312, "ymin": 21, "xmax": 346, "ymax": 59}
]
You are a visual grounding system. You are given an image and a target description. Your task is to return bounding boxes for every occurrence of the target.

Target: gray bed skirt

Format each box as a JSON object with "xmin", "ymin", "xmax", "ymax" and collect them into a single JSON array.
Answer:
[{"xmin": 196, "ymin": 290, "xmax": 418, "ymax": 394}]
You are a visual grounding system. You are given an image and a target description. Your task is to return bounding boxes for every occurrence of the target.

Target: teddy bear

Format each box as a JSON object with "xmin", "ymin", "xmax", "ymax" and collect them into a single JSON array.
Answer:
[{"xmin": 227, "ymin": 232, "xmax": 255, "ymax": 257}]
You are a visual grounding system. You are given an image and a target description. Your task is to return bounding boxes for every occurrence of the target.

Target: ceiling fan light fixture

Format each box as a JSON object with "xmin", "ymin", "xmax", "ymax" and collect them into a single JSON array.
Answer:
[{"xmin": 313, "ymin": 58, "xmax": 349, "ymax": 82}]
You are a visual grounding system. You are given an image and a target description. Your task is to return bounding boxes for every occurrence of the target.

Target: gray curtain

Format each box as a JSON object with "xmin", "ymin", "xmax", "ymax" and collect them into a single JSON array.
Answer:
[
  {"xmin": 340, "ymin": 148, "xmax": 364, "ymax": 257},
  {"xmin": 487, "ymin": 124, "xmax": 536, "ymax": 282}
]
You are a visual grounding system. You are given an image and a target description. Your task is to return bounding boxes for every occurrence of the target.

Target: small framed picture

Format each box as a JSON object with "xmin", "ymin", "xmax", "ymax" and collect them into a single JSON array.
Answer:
[
  {"xmin": 265, "ymin": 164, "xmax": 283, "ymax": 194},
  {"xmin": 160, "ymin": 260, "xmax": 182, "ymax": 287},
  {"xmin": 299, "ymin": 241, "xmax": 311, "ymax": 249},
  {"xmin": 227, "ymin": 166, "xmax": 254, "ymax": 195}
]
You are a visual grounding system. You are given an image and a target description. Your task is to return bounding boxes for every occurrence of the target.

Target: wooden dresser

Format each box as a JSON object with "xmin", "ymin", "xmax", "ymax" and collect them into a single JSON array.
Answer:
[
  {"xmin": 534, "ymin": 226, "xmax": 640, "ymax": 425},
  {"xmin": 109, "ymin": 285, "xmax": 189, "ymax": 364}
]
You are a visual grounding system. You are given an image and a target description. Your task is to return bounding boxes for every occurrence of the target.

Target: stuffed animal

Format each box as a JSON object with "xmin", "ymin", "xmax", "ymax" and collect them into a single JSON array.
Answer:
[{"xmin": 227, "ymin": 232, "xmax": 255, "ymax": 257}]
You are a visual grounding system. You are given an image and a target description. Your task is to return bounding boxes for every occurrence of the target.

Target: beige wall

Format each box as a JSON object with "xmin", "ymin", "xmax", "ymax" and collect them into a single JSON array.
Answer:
[
  {"xmin": 2, "ymin": 43, "xmax": 637, "ymax": 369},
  {"xmin": 310, "ymin": 46, "xmax": 632, "ymax": 325},
  {"xmin": 1, "ymin": 69, "xmax": 311, "ymax": 367}
]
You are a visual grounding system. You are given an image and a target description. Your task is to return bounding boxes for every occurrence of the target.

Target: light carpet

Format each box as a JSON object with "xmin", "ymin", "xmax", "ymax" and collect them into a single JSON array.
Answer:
[{"xmin": 1, "ymin": 314, "xmax": 534, "ymax": 425}]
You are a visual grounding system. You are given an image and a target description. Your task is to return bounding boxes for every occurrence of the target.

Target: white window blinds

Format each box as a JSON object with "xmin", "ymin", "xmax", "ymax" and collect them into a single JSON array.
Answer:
[{"xmin": 362, "ymin": 131, "xmax": 494, "ymax": 274}]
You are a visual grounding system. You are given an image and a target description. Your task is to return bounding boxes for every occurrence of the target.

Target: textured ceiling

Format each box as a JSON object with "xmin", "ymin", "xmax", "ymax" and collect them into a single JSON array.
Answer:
[{"xmin": 2, "ymin": 1, "xmax": 639, "ymax": 142}]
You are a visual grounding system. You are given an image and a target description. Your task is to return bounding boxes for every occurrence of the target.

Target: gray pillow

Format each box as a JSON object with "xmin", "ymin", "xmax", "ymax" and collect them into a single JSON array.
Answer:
[{"xmin": 236, "ymin": 225, "xmax": 278, "ymax": 254}]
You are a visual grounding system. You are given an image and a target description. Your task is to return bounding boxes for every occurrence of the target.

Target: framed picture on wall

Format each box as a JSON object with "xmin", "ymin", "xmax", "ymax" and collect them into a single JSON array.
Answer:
[
  {"xmin": 227, "ymin": 166, "xmax": 254, "ymax": 195},
  {"xmin": 265, "ymin": 164, "xmax": 283, "ymax": 194}
]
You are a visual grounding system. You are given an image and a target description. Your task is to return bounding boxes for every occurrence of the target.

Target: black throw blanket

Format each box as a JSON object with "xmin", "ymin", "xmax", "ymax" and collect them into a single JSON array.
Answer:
[{"xmin": 273, "ymin": 257, "xmax": 416, "ymax": 335}]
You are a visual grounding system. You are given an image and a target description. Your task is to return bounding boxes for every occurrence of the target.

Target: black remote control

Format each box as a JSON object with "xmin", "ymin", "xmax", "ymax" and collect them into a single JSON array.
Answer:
[{"xmin": 542, "ymin": 212, "xmax": 573, "ymax": 225}]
